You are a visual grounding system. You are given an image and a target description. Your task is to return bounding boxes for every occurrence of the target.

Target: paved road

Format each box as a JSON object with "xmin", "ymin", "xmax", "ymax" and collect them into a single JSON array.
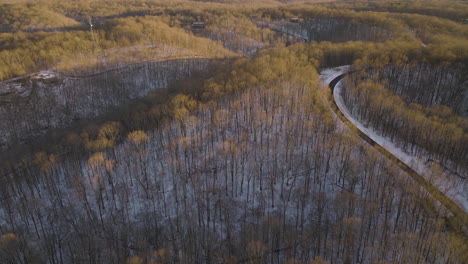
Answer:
[{"xmin": 326, "ymin": 72, "xmax": 468, "ymax": 233}]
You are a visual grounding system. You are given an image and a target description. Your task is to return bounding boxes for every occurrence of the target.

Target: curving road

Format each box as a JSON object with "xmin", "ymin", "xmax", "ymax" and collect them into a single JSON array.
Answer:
[{"xmin": 326, "ymin": 72, "xmax": 468, "ymax": 233}]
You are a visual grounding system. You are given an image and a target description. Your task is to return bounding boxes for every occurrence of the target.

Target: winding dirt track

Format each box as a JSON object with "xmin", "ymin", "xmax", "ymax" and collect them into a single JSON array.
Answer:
[{"xmin": 326, "ymin": 72, "xmax": 468, "ymax": 232}]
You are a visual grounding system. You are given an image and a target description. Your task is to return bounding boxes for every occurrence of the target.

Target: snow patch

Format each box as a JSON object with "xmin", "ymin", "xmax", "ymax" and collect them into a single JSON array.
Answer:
[{"xmin": 32, "ymin": 70, "xmax": 57, "ymax": 80}]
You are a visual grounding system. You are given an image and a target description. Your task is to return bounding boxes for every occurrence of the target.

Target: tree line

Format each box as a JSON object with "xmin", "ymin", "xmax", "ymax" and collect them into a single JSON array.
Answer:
[
  {"xmin": 0, "ymin": 15, "xmax": 233, "ymax": 80},
  {"xmin": 3, "ymin": 1, "xmax": 467, "ymax": 80},
  {"xmin": 324, "ymin": 1, "xmax": 468, "ymax": 24}
]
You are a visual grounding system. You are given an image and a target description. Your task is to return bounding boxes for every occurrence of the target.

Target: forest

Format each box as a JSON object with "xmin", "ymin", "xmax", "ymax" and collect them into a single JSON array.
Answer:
[{"xmin": 0, "ymin": 0, "xmax": 467, "ymax": 263}]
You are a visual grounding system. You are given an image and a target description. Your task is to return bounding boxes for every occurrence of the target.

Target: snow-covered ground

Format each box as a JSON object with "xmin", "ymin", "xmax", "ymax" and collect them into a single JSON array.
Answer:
[
  {"xmin": 0, "ymin": 59, "xmax": 215, "ymax": 151},
  {"xmin": 32, "ymin": 70, "xmax": 57, "ymax": 80},
  {"xmin": 320, "ymin": 66, "xmax": 468, "ymax": 213},
  {"xmin": 0, "ymin": 70, "xmax": 57, "ymax": 101}
]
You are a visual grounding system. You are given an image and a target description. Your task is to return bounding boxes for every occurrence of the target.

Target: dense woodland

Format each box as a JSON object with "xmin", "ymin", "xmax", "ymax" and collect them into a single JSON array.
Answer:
[
  {"xmin": 340, "ymin": 42, "xmax": 468, "ymax": 177},
  {"xmin": 323, "ymin": 1, "xmax": 468, "ymax": 23},
  {"xmin": 0, "ymin": 59, "xmax": 218, "ymax": 151},
  {"xmin": 0, "ymin": 1, "xmax": 467, "ymax": 263},
  {"xmin": 1, "ymin": 47, "xmax": 466, "ymax": 264}
]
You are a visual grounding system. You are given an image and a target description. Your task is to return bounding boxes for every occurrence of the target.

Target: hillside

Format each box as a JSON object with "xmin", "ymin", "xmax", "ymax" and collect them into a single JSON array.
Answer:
[{"xmin": 0, "ymin": 1, "xmax": 467, "ymax": 263}]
